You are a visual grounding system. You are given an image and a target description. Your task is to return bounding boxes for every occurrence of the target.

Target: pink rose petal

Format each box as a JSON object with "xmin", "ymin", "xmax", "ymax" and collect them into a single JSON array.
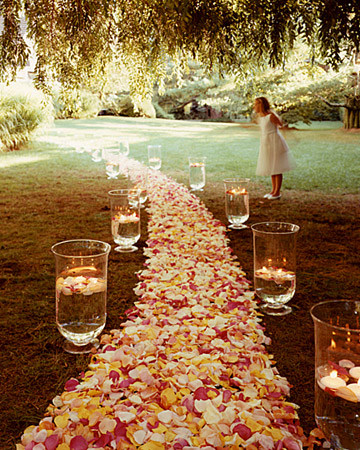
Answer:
[
  {"xmin": 65, "ymin": 378, "xmax": 80, "ymax": 392},
  {"xmin": 233, "ymin": 423, "xmax": 252, "ymax": 440},
  {"xmin": 283, "ymin": 437, "xmax": 301, "ymax": 450},
  {"xmin": 70, "ymin": 435, "xmax": 88, "ymax": 450},
  {"xmin": 44, "ymin": 435, "xmax": 59, "ymax": 450}
]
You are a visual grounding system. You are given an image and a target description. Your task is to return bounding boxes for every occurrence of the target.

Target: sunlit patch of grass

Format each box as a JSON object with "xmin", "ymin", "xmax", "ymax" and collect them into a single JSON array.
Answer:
[
  {"xmin": 38, "ymin": 117, "xmax": 357, "ymax": 194},
  {"xmin": 0, "ymin": 153, "xmax": 52, "ymax": 168}
]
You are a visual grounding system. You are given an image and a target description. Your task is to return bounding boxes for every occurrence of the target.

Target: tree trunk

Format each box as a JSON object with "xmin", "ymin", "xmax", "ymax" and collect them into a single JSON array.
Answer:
[
  {"xmin": 343, "ymin": 96, "xmax": 360, "ymax": 129},
  {"xmin": 316, "ymin": 94, "xmax": 360, "ymax": 128}
]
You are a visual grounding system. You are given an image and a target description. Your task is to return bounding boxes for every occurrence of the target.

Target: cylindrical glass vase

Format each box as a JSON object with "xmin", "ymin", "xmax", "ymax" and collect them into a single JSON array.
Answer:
[
  {"xmin": 189, "ymin": 156, "xmax": 206, "ymax": 191},
  {"xmin": 51, "ymin": 239, "xmax": 111, "ymax": 354},
  {"xmin": 119, "ymin": 140, "xmax": 130, "ymax": 156},
  {"xmin": 252, "ymin": 222, "xmax": 299, "ymax": 315},
  {"xmin": 310, "ymin": 300, "xmax": 360, "ymax": 450},
  {"xmin": 148, "ymin": 145, "xmax": 162, "ymax": 170},
  {"xmin": 127, "ymin": 167, "xmax": 148, "ymax": 208},
  {"xmin": 108, "ymin": 189, "xmax": 141, "ymax": 252},
  {"xmin": 224, "ymin": 178, "xmax": 250, "ymax": 229}
]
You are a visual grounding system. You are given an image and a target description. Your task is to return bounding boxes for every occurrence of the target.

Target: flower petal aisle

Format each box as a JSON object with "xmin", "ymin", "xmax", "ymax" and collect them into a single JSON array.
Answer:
[{"xmin": 18, "ymin": 159, "xmax": 308, "ymax": 450}]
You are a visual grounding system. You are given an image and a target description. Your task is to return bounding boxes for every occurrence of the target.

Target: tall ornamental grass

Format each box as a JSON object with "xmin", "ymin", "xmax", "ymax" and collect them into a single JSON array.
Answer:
[{"xmin": 0, "ymin": 83, "xmax": 53, "ymax": 152}]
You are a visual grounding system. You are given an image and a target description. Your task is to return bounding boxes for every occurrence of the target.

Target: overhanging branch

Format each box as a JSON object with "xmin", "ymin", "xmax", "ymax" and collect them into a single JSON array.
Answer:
[{"xmin": 315, "ymin": 94, "xmax": 345, "ymax": 108}]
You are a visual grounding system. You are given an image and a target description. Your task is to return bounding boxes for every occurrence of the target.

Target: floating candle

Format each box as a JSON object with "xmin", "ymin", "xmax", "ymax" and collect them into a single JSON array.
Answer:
[
  {"xmin": 56, "ymin": 274, "xmax": 106, "ymax": 295},
  {"xmin": 349, "ymin": 366, "xmax": 360, "ymax": 379},
  {"xmin": 113, "ymin": 212, "xmax": 139, "ymax": 223},
  {"xmin": 226, "ymin": 188, "xmax": 248, "ymax": 196},
  {"xmin": 320, "ymin": 370, "xmax": 346, "ymax": 389},
  {"xmin": 255, "ymin": 266, "xmax": 295, "ymax": 284},
  {"xmin": 339, "ymin": 359, "xmax": 355, "ymax": 369},
  {"xmin": 347, "ymin": 381, "xmax": 360, "ymax": 401}
]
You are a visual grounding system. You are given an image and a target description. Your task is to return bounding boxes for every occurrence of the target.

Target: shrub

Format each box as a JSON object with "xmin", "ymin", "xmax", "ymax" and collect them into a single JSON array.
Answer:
[
  {"xmin": 153, "ymin": 102, "xmax": 174, "ymax": 119},
  {"xmin": 52, "ymin": 86, "xmax": 101, "ymax": 119},
  {"xmin": 100, "ymin": 93, "xmax": 159, "ymax": 118},
  {"xmin": 0, "ymin": 83, "xmax": 53, "ymax": 152}
]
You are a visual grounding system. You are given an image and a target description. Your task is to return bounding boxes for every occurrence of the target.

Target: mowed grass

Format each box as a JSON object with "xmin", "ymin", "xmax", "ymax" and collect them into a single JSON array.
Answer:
[
  {"xmin": 2, "ymin": 116, "xmax": 357, "ymax": 194},
  {"xmin": 0, "ymin": 117, "xmax": 359, "ymax": 449}
]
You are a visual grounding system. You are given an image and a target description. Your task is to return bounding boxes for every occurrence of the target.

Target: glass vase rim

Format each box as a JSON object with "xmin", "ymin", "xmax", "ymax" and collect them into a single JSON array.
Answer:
[
  {"xmin": 189, "ymin": 156, "xmax": 207, "ymax": 160},
  {"xmin": 251, "ymin": 221, "xmax": 300, "ymax": 234},
  {"xmin": 108, "ymin": 189, "xmax": 140, "ymax": 196},
  {"xmin": 224, "ymin": 177, "xmax": 250, "ymax": 183},
  {"xmin": 310, "ymin": 299, "xmax": 360, "ymax": 332},
  {"xmin": 51, "ymin": 239, "xmax": 111, "ymax": 258}
]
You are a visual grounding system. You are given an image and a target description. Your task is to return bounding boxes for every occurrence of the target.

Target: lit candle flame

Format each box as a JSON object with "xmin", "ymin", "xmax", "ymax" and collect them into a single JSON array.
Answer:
[
  {"xmin": 113, "ymin": 212, "xmax": 139, "ymax": 223},
  {"xmin": 227, "ymin": 188, "xmax": 247, "ymax": 195},
  {"xmin": 330, "ymin": 339, "xmax": 336, "ymax": 349},
  {"xmin": 190, "ymin": 162, "xmax": 205, "ymax": 167},
  {"xmin": 330, "ymin": 370, "xmax": 338, "ymax": 378}
]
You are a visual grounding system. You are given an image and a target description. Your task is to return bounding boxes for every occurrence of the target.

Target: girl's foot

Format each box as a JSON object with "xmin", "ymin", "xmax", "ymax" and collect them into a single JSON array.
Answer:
[
  {"xmin": 263, "ymin": 193, "xmax": 272, "ymax": 198},
  {"xmin": 268, "ymin": 194, "xmax": 281, "ymax": 200}
]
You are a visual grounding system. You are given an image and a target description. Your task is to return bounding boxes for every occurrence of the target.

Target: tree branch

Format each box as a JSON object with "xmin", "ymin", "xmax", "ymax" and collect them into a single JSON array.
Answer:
[{"xmin": 315, "ymin": 94, "xmax": 345, "ymax": 108}]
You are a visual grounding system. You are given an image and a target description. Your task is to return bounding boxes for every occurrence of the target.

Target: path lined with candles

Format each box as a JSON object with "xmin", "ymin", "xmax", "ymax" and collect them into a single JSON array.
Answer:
[{"xmin": 18, "ymin": 158, "xmax": 315, "ymax": 450}]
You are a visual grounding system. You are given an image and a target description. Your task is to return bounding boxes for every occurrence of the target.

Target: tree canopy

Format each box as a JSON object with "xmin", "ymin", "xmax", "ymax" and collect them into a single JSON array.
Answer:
[{"xmin": 1, "ymin": 0, "xmax": 359, "ymax": 100}]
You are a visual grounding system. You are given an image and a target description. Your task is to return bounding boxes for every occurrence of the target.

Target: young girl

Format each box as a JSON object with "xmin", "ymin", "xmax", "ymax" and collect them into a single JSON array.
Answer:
[{"xmin": 254, "ymin": 97, "xmax": 296, "ymax": 199}]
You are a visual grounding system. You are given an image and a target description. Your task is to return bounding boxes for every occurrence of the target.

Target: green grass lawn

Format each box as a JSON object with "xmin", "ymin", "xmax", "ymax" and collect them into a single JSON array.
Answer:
[{"xmin": 2, "ymin": 117, "xmax": 358, "ymax": 194}]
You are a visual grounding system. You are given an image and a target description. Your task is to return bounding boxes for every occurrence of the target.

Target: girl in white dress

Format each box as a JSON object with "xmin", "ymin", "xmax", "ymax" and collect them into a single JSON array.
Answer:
[{"xmin": 254, "ymin": 97, "xmax": 296, "ymax": 199}]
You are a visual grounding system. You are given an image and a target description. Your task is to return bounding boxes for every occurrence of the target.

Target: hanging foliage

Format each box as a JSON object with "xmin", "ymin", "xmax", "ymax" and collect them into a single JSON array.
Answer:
[{"xmin": 0, "ymin": 0, "xmax": 359, "ymax": 100}]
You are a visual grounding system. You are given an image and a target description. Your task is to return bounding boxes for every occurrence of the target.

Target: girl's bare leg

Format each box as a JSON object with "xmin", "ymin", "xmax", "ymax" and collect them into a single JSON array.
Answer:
[
  {"xmin": 270, "ymin": 175, "xmax": 276, "ymax": 195},
  {"xmin": 273, "ymin": 174, "xmax": 283, "ymax": 196}
]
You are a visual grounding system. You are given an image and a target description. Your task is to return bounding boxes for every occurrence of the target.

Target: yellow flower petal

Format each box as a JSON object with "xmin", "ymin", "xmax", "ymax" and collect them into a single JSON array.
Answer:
[
  {"xmin": 139, "ymin": 442, "xmax": 165, "ymax": 450},
  {"xmin": 99, "ymin": 417, "xmax": 117, "ymax": 434},
  {"xmin": 23, "ymin": 426, "xmax": 36, "ymax": 435},
  {"xmin": 160, "ymin": 388, "xmax": 177, "ymax": 408},
  {"xmin": 245, "ymin": 417, "xmax": 263, "ymax": 432},
  {"xmin": 164, "ymin": 430, "xmax": 176, "ymax": 442},
  {"xmin": 152, "ymin": 424, "xmax": 168, "ymax": 434},
  {"xmin": 264, "ymin": 426, "xmax": 284, "ymax": 441},
  {"xmin": 54, "ymin": 413, "xmax": 70, "ymax": 429},
  {"xmin": 57, "ymin": 444, "xmax": 70, "ymax": 450}
]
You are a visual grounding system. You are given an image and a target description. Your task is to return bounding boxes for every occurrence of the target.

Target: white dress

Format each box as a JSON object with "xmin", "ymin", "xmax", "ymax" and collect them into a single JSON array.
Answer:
[{"xmin": 256, "ymin": 114, "xmax": 296, "ymax": 176}]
